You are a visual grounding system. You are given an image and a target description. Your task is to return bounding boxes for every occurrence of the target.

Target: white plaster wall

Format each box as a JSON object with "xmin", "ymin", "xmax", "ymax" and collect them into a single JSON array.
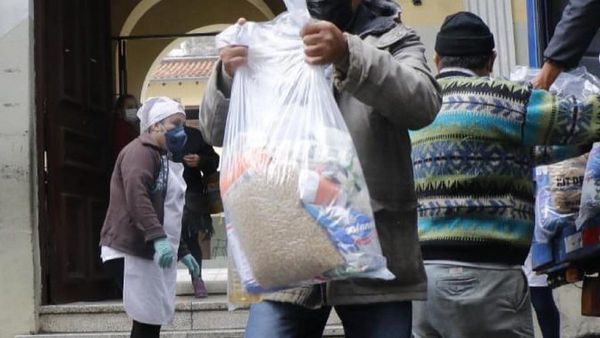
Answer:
[
  {"xmin": 0, "ymin": 0, "xmax": 39, "ymax": 336},
  {"xmin": 513, "ymin": 22, "xmax": 530, "ymax": 68},
  {"xmin": 410, "ymin": 24, "xmax": 529, "ymax": 75}
]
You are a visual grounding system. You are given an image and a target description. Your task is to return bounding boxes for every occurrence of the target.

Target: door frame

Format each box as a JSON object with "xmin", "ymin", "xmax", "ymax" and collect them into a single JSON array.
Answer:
[
  {"xmin": 33, "ymin": 0, "xmax": 50, "ymax": 305},
  {"xmin": 34, "ymin": 0, "xmax": 116, "ymax": 304},
  {"xmin": 526, "ymin": 0, "xmax": 543, "ymax": 67}
]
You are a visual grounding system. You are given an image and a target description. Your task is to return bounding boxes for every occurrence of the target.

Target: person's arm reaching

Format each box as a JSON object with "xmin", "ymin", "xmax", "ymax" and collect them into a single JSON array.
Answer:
[
  {"xmin": 199, "ymin": 62, "xmax": 234, "ymax": 147},
  {"xmin": 534, "ymin": 0, "xmax": 600, "ymax": 89},
  {"xmin": 199, "ymin": 19, "xmax": 248, "ymax": 147},
  {"xmin": 523, "ymin": 89, "xmax": 600, "ymax": 146}
]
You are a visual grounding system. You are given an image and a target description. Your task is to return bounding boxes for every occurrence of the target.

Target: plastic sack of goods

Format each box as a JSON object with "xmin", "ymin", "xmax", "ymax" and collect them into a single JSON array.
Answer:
[
  {"xmin": 577, "ymin": 143, "xmax": 600, "ymax": 230},
  {"xmin": 510, "ymin": 65, "xmax": 600, "ymax": 99},
  {"xmin": 512, "ymin": 66, "xmax": 600, "ymax": 163},
  {"xmin": 217, "ymin": 0, "xmax": 394, "ymax": 294},
  {"xmin": 534, "ymin": 155, "xmax": 587, "ymax": 245}
]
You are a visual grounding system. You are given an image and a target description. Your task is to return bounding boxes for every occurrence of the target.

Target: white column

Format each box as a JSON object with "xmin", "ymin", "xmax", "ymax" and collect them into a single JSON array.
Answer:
[{"xmin": 465, "ymin": 0, "xmax": 518, "ymax": 78}]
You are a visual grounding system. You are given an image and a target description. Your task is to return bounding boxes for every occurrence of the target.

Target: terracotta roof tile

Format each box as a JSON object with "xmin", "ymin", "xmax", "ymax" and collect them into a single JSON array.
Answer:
[{"xmin": 151, "ymin": 57, "xmax": 217, "ymax": 80}]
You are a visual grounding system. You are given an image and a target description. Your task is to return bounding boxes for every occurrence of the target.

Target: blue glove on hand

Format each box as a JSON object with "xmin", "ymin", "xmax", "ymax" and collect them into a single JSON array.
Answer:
[
  {"xmin": 153, "ymin": 238, "xmax": 175, "ymax": 268},
  {"xmin": 181, "ymin": 254, "xmax": 200, "ymax": 278}
]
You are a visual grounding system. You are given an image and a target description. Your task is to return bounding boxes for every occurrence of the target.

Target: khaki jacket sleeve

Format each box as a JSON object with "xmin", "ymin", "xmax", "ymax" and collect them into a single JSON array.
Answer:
[
  {"xmin": 335, "ymin": 26, "xmax": 442, "ymax": 130},
  {"xmin": 199, "ymin": 60, "xmax": 232, "ymax": 147}
]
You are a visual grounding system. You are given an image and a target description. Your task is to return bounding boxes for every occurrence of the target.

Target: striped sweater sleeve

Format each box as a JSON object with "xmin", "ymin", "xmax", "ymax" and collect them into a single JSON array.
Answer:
[{"xmin": 523, "ymin": 89, "xmax": 600, "ymax": 146}]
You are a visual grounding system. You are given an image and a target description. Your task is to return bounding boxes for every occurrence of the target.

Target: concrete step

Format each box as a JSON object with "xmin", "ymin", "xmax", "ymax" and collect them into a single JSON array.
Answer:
[
  {"xmin": 32, "ymin": 296, "xmax": 343, "ymax": 336},
  {"xmin": 16, "ymin": 327, "xmax": 345, "ymax": 337},
  {"xmin": 176, "ymin": 268, "xmax": 227, "ymax": 296}
]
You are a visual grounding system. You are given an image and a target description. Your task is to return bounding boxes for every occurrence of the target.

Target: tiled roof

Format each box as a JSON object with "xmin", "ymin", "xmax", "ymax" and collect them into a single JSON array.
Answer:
[{"xmin": 151, "ymin": 57, "xmax": 217, "ymax": 80}]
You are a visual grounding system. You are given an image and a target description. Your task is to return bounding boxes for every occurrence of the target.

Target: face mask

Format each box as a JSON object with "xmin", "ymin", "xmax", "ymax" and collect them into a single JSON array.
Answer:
[
  {"xmin": 307, "ymin": 0, "xmax": 354, "ymax": 30},
  {"xmin": 163, "ymin": 124, "xmax": 187, "ymax": 162},
  {"xmin": 124, "ymin": 108, "xmax": 138, "ymax": 122}
]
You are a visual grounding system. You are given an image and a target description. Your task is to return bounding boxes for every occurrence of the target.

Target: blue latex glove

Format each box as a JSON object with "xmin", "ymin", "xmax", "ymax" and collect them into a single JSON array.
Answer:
[
  {"xmin": 181, "ymin": 254, "xmax": 200, "ymax": 278},
  {"xmin": 153, "ymin": 238, "xmax": 175, "ymax": 268}
]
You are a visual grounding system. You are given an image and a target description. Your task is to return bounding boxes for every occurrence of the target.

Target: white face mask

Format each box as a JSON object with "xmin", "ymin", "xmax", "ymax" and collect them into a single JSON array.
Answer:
[{"xmin": 124, "ymin": 108, "xmax": 138, "ymax": 122}]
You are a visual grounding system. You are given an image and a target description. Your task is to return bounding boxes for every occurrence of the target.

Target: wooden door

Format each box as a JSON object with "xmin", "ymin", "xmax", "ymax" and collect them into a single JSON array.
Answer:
[{"xmin": 36, "ymin": 0, "xmax": 117, "ymax": 303}]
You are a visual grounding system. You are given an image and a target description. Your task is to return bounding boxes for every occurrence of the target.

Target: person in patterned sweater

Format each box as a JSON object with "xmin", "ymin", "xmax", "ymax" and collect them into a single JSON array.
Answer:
[{"xmin": 411, "ymin": 12, "xmax": 600, "ymax": 338}]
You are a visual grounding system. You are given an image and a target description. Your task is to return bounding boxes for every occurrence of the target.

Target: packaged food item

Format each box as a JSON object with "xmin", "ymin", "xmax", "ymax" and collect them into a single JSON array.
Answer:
[
  {"xmin": 227, "ymin": 248, "xmax": 261, "ymax": 310},
  {"xmin": 577, "ymin": 143, "xmax": 600, "ymax": 230},
  {"xmin": 534, "ymin": 154, "xmax": 587, "ymax": 244},
  {"xmin": 218, "ymin": 0, "xmax": 393, "ymax": 295}
]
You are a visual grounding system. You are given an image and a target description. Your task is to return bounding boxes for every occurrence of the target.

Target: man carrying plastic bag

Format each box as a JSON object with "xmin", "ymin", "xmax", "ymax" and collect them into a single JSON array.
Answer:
[{"xmin": 200, "ymin": 0, "xmax": 441, "ymax": 336}]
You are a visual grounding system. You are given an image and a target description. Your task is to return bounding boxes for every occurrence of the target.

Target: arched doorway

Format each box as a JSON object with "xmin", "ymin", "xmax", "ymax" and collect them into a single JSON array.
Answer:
[
  {"xmin": 113, "ymin": 0, "xmax": 278, "ymax": 100},
  {"xmin": 37, "ymin": 0, "xmax": 281, "ymax": 304}
]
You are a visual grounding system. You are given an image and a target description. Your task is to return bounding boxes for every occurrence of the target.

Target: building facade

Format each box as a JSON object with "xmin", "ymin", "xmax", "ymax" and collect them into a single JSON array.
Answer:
[{"xmin": 1, "ymin": 0, "xmax": 598, "ymax": 336}]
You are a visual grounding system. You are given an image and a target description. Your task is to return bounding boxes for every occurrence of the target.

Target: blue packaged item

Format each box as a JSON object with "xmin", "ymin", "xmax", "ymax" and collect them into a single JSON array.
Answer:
[
  {"xmin": 531, "ymin": 242, "xmax": 553, "ymax": 270},
  {"xmin": 303, "ymin": 203, "xmax": 388, "ymax": 279},
  {"xmin": 553, "ymin": 225, "xmax": 577, "ymax": 264},
  {"xmin": 577, "ymin": 143, "xmax": 600, "ymax": 230},
  {"xmin": 533, "ymin": 155, "xmax": 587, "ymax": 268},
  {"xmin": 534, "ymin": 156, "xmax": 586, "ymax": 244}
]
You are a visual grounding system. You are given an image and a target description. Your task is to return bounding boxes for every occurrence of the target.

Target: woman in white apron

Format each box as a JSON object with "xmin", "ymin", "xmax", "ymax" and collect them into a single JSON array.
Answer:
[{"xmin": 100, "ymin": 97, "xmax": 200, "ymax": 338}]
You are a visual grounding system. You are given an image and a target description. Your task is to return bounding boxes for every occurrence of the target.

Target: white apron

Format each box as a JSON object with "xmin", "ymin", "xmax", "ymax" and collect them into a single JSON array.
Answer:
[{"xmin": 123, "ymin": 161, "xmax": 187, "ymax": 325}]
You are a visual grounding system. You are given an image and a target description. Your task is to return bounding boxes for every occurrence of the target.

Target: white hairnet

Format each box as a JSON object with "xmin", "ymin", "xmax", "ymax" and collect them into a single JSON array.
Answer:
[{"xmin": 137, "ymin": 96, "xmax": 185, "ymax": 133}]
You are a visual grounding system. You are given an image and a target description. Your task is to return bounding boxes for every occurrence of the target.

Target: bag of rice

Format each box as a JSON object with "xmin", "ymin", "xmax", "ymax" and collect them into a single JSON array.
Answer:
[
  {"xmin": 217, "ymin": 0, "xmax": 393, "ymax": 294},
  {"xmin": 577, "ymin": 143, "xmax": 600, "ymax": 230}
]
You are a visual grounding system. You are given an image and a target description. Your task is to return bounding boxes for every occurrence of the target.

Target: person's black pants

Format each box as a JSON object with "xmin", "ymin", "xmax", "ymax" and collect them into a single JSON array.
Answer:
[
  {"xmin": 103, "ymin": 258, "xmax": 124, "ymax": 296},
  {"xmin": 530, "ymin": 286, "xmax": 560, "ymax": 338},
  {"xmin": 182, "ymin": 230, "xmax": 203, "ymax": 278},
  {"xmin": 131, "ymin": 320, "xmax": 161, "ymax": 338}
]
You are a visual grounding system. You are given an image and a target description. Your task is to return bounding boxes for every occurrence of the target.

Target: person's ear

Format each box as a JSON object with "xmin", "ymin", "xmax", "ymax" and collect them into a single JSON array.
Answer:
[
  {"xmin": 150, "ymin": 123, "xmax": 162, "ymax": 133},
  {"xmin": 434, "ymin": 53, "xmax": 441, "ymax": 73},
  {"xmin": 488, "ymin": 51, "xmax": 497, "ymax": 74}
]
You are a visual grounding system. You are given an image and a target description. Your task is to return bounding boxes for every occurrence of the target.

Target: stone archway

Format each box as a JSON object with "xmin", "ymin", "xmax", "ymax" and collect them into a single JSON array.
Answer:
[
  {"xmin": 119, "ymin": 0, "xmax": 277, "ymax": 36},
  {"xmin": 138, "ymin": 24, "xmax": 229, "ymax": 102},
  {"xmin": 114, "ymin": 0, "xmax": 279, "ymax": 98}
]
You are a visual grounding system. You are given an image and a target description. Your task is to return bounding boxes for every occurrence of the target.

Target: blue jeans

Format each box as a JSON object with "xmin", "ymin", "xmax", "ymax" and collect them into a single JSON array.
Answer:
[{"xmin": 245, "ymin": 300, "xmax": 412, "ymax": 338}]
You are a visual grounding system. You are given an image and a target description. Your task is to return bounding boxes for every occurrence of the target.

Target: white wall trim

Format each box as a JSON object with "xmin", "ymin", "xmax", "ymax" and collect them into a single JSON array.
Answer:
[{"xmin": 465, "ymin": 0, "xmax": 517, "ymax": 78}]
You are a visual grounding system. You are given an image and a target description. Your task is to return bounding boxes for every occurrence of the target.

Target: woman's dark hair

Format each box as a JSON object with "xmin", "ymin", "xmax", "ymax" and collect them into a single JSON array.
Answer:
[{"xmin": 114, "ymin": 94, "xmax": 137, "ymax": 111}]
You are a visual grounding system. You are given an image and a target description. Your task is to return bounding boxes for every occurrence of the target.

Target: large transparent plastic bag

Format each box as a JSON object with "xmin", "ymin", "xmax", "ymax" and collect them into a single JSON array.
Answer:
[
  {"xmin": 510, "ymin": 66, "xmax": 600, "ymax": 100},
  {"xmin": 218, "ymin": 0, "xmax": 393, "ymax": 294},
  {"xmin": 534, "ymin": 155, "xmax": 587, "ymax": 245},
  {"xmin": 227, "ymin": 236, "xmax": 261, "ymax": 310},
  {"xmin": 511, "ymin": 66, "xmax": 600, "ymax": 164},
  {"xmin": 510, "ymin": 66, "xmax": 600, "ymax": 233}
]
